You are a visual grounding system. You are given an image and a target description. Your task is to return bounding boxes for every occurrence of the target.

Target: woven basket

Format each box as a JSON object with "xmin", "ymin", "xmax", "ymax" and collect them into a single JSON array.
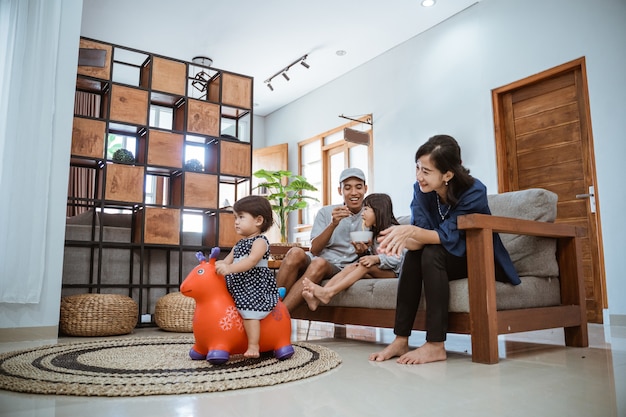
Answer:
[
  {"xmin": 154, "ymin": 292, "xmax": 195, "ymax": 332},
  {"xmin": 59, "ymin": 294, "xmax": 138, "ymax": 336}
]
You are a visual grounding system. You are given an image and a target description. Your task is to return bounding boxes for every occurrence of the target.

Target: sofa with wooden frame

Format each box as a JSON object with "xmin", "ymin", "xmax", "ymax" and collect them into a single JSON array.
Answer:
[{"xmin": 290, "ymin": 188, "xmax": 589, "ymax": 364}]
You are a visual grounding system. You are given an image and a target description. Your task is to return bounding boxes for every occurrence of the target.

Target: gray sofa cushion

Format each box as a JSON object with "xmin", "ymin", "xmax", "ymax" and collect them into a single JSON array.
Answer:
[{"xmin": 488, "ymin": 188, "xmax": 559, "ymax": 278}]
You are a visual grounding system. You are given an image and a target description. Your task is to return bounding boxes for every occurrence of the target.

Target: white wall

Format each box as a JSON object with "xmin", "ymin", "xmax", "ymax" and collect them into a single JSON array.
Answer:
[{"xmin": 262, "ymin": 0, "xmax": 626, "ymax": 318}]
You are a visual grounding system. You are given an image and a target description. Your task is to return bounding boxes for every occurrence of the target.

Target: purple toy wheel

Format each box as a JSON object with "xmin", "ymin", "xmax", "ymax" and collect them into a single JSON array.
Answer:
[
  {"xmin": 207, "ymin": 349, "xmax": 230, "ymax": 365},
  {"xmin": 275, "ymin": 345, "xmax": 295, "ymax": 360},
  {"xmin": 189, "ymin": 348, "xmax": 206, "ymax": 360}
]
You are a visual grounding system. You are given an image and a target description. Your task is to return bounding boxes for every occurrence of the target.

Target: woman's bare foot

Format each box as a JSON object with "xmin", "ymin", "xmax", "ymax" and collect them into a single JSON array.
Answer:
[
  {"xmin": 244, "ymin": 344, "xmax": 260, "ymax": 358},
  {"xmin": 397, "ymin": 342, "xmax": 446, "ymax": 364},
  {"xmin": 302, "ymin": 287, "xmax": 320, "ymax": 311},
  {"xmin": 369, "ymin": 336, "xmax": 410, "ymax": 361}
]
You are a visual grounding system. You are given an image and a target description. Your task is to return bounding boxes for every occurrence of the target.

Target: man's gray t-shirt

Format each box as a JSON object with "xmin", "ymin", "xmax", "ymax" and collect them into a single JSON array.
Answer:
[{"xmin": 309, "ymin": 205, "xmax": 365, "ymax": 268}]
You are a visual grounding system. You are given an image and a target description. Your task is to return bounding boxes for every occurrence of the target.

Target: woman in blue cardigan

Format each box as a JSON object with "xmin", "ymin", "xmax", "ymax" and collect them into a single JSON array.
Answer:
[{"xmin": 369, "ymin": 134, "xmax": 520, "ymax": 365}]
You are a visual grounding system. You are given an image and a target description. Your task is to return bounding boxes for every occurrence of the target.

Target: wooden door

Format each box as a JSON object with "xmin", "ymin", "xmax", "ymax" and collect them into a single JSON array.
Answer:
[
  {"xmin": 492, "ymin": 57, "xmax": 606, "ymax": 323},
  {"xmin": 252, "ymin": 143, "xmax": 288, "ymax": 243}
]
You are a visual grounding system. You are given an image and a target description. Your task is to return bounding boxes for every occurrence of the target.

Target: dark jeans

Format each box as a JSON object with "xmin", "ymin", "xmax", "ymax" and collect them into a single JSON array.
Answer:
[{"xmin": 393, "ymin": 245, "xmax": 508, "ymax": 342}]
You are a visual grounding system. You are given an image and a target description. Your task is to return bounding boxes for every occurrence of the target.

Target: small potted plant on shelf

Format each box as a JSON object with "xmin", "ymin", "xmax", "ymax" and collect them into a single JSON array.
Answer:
[
  {"xmin": 184, "ymin": 158, "xmax": 204, "ymax": 172},
  {"xmin": 253, "ymin": 169, "xmax": 318, "ymax": 250},
  {"xmin": 111, "ymin": 148, "xmax": 135, "ymax": 164}
]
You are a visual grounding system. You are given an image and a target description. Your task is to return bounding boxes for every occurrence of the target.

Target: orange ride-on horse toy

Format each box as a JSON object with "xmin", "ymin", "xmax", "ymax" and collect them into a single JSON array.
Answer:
[{"xmin": 180, "ymin": 248, "xmax": 294, "ymax": 365}]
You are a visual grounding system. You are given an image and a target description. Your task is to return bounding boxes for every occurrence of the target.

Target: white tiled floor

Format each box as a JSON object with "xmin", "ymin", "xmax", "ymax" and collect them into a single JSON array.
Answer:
[{"xmin": 1, "ymin": 322, "xmax": 624, "ymax": 417}]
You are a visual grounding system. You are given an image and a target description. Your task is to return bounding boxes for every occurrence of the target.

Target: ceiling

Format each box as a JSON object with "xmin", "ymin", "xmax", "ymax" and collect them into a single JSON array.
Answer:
[{"xmin": 80, "ymin": 0, "xmax": 479, "ymax": 116}]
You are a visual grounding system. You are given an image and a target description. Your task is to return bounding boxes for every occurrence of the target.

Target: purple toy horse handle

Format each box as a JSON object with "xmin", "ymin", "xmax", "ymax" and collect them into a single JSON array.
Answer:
[{"xmin": 195, "ymin": 247, "xmax": 221, "ymax": 264}]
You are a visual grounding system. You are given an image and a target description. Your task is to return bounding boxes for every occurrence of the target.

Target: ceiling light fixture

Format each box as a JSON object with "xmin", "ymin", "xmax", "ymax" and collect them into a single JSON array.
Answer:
[
  {"xmin": 264, "ymin": 54, "xmax": 309, "ymax": 91},
  {"xmin": 192, "ymin": 56, "xmax": 213, "ymax": 67},
  {"xmin": 421, "ymin": 0, "xmax": 436, "ymax": 7}
]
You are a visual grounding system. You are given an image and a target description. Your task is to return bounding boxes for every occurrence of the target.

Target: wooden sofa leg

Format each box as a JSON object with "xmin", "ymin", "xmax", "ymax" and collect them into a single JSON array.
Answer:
[
  {"xmin": 471, "ymin": 327, "xmax": 499, "ymax": 364},
  {"xmin": 466, "ymin": 227, "xmax": 500, "ymax": 364}
]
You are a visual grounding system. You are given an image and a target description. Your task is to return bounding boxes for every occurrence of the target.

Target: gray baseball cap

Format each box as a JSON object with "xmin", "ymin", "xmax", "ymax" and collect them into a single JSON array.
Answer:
[{"xmin": 339, "ymin": 167, "xmax": 366, "ymax": 183}]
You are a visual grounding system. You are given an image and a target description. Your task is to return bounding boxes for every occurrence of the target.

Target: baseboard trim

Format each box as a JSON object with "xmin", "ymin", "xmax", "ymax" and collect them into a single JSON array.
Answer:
[
  {"xmin": 0, "ymin": 326, "xmax": 58, "ymax": 342},
  {"xmin": 609, "ymin": 314, "xmax": 626, "ymax": 327}
]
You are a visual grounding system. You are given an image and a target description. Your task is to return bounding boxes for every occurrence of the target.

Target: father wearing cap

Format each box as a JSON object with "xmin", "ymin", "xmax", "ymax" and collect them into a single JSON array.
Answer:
[{"xmin": 275, "ymin": 167, "xmax": 369, "ymax": 312}]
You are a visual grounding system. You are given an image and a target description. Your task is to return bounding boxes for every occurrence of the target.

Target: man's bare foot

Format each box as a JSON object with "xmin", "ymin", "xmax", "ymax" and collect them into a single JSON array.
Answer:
[
  {"xmin": 302, "ymin": 288, "xmax": 320, "ymax": 311},
  {"xmin": 397, "ymin": 342, "xmax": 446, "ymax": 364},
  {"xmin": 369, "ymin": 336, "xmax": 410, "ymax": 362},
  {"xmin": 244, "ymin": 345, "xmax": 260, "ymax": 358}
]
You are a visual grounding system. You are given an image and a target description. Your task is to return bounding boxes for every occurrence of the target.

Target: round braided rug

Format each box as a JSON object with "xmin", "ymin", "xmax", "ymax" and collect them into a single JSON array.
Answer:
[{"xmin": 0, "ymin": 336, "xmax": 341, "ymax": 397}]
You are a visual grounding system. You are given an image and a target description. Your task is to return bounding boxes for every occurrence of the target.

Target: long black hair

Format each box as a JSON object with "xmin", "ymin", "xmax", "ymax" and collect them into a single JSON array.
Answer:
[
  {"xmin": 363, "ymin": 193, "xmax": 399, "ymax": 238},
  {"xmin": 415, "ymin": 134, "xmax": 474, "ymax": 207}
]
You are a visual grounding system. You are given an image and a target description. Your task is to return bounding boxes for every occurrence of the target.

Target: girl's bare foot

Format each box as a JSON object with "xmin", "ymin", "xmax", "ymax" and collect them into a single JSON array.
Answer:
[
  {"xmin": 302, "ymin": 288, "xmax": 320, "ymax": 311},
  {"xmin": 397, "ymin": 342, "xmax": 446, "ymax": 364},
  {"xmin": 369, "ymin": 336, "xmax": 410, "ymax": 361},
  {"xmin": 302, "ymin": 277, "xmax": 333, "ymax": 305},
  {"xmin": 244, "ymin": 345, "xmax": 260, "ymax": 358}
]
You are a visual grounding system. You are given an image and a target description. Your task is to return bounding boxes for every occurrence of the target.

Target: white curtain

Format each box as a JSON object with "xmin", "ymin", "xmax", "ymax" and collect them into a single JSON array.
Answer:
[{"xmin": 0, "ymin": 0, "xmax": 64, "ymax": 303}]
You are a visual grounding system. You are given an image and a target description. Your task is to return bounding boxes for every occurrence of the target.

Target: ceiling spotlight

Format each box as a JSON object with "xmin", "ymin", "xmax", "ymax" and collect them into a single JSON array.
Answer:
[
  {"xmin": 421, "ymin": 0, "xmax": 436, "ymax": 7},
  {"xmin": 264, "ymin": 53, "xmax": 309, "ymax": 91}
]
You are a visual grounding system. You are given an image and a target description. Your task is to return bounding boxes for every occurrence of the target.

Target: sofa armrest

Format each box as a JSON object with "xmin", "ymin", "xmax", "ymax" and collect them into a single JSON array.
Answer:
[
  {"xmin": 457, "ymin": 213, "xmax": 588, "ymax": 363},
  {"xmin": 458, "ymin": 213, "xmax": 586, "ymax": 305},
  {"xmin": 458, "ymin": 213, "xmax": 580, "ymax": 238}
]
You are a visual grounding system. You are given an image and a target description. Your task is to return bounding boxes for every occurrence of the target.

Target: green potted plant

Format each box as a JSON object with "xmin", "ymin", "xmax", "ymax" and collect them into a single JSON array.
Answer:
[
  {"xmin": 184, "ymin": 158, "xmax": 204, "ymax": 172},
  {"xmin": 111, "ymin": 148, "xmax": 135, "ymax": 164},
  {"xmin": 253, "ymin": 169, "xmax": 318, "ymax": 244}
]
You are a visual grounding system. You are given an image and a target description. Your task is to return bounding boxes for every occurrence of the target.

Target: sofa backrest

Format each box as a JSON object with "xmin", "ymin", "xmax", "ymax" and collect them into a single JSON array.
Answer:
[{"xmin": 487, "ymin": 188, "xmax": 559, "ymax": 278}]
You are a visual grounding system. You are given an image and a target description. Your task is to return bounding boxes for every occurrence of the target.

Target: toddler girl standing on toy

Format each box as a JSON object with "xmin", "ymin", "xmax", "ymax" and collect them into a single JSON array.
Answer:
[
  {"xmin": 215, "ymin": 195, "xmax": 279, "ymax": 358},
  {"xmin": 301, "ymin": 193, "xmax": 403, "ymax": 311}
]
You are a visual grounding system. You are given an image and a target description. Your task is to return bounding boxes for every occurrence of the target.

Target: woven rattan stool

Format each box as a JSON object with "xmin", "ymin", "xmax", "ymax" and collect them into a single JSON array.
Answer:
[
  {"xmin": 155, "ymin": 292, "xmax": 195, "ymax": 332},
  {"xmin": 59, "ymin": 294, "xmax": 138, "ymax": 336}
]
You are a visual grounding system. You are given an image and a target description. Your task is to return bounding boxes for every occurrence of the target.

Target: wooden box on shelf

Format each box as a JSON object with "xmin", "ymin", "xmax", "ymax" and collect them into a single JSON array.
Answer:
[
  {"xmin": 71, "ymin": 117, "xmax": 105, "ymax": 159},
  {"xmin": 208, "ymin": 73, "xmax": 252, "ymax": 109},
  {"xmin": 171, "ymin": 172, "xmax": 218, "ymax": 208},
  {"xmin": 221, "ymin": 73, "xmax": 252, "ymax": 109},
  {"xmin": 220, "ymin": 140, "xmax": 251, "ymax": 177},
  {"xmin": 150, "ymin": 57, "xmax": 186, "ymax": 96},
  {"xmin": 110, "ymin": 84, "xmax": 149, "ymax": 126},
  {"xmin": 187, "ymin": 99, "xmax": 220, "ymax": 136},
  {"xmin": 105, "ymin": 163, "xmax": 144, "ymax": 203},
  {"xmin": 147, "ymin": 130, "xmax": 183, "ymax": 168},
  {"xmin": 77, "ymin": 38, "xmax": 112, "ymax": 80},
  {"xmin": 134, "ymin": 207, "xmax": 180, "ymax": 245},
  {"xmin": 218, "ymin": 212, "xmax": 237, "ymax": 247}
]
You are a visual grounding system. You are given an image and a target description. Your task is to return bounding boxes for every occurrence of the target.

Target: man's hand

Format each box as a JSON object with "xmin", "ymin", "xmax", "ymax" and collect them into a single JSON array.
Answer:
[
  {"xmin": 351, "ymin": 240, "xmax": 371, "ymax": 255},
  {"xmin": 331, "ymin": 205, "xmax": 353, "ymax": 225}
]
